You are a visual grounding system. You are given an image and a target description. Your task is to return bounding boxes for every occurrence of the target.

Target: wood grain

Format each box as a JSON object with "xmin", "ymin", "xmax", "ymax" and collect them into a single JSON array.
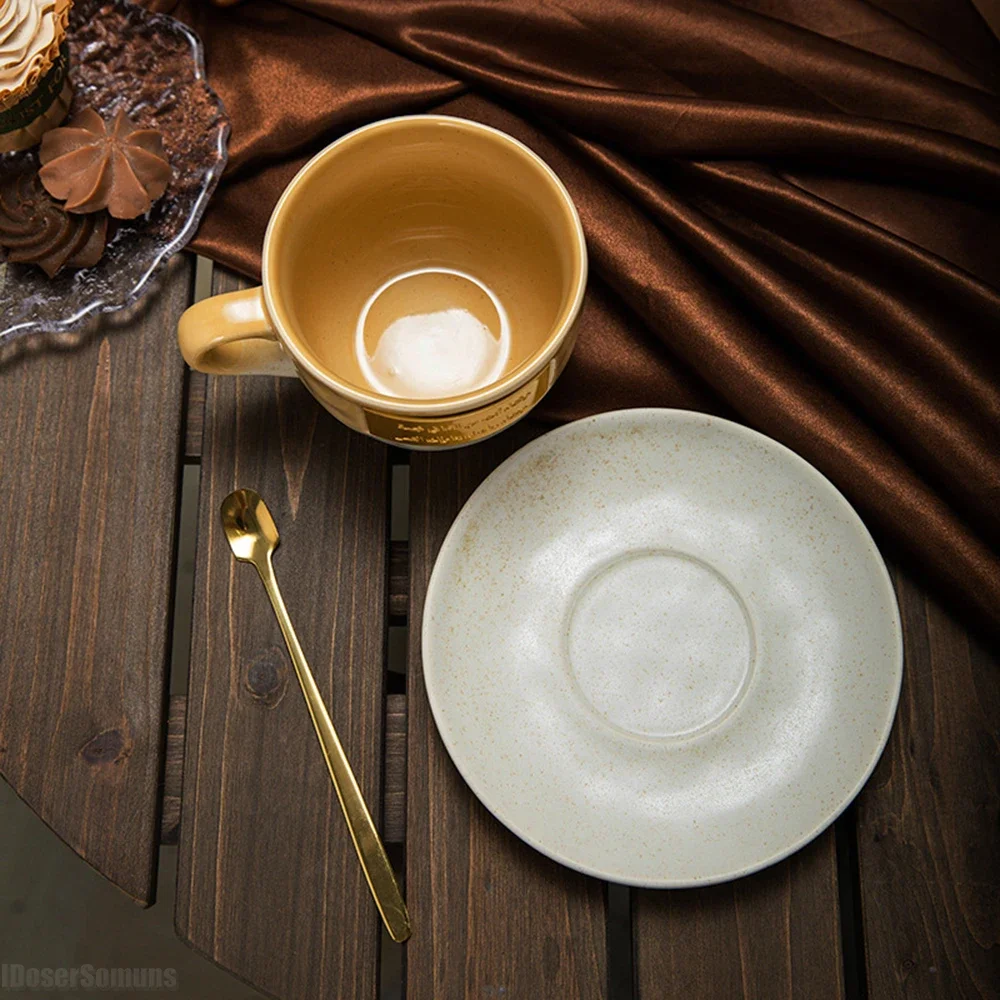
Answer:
[
  {"xmin": 0, "ymin": 256, "xmax": 192, "ymax": 905},
  {"xmin": 405, "ymin": 424, "xmax": 608, "ymax": 1000},
  {"xmin": 175, "ymin": 270, "xmax": 389, "ymax": 1000},
  {"xmin": 184, "ymin": 255, "xmax": 214, "ymax": 459},
  {"xmin": 160, "ymin": 694, "xmax": 186, "ymax": 846},
  {"xmin": 857, "ymin": 566, "xmax": 999, "ymax": 999},
  {"xmin": 165, "ymin": 692, "xmax": 409, "ymax": 847},
  {"xmin": 389, "ymin": 540, "xmax": 408, "ymax": 618},
  {"xmin": 635, "ymin": 830, "xmax": 844, "ymax": 998},
  {"xmin": 185, "ymin": 371, "xmax": 206, "ymax": 459},
  {"xmin": 384, "ymin": 693, "xmax": 406, "ymax": 845}
]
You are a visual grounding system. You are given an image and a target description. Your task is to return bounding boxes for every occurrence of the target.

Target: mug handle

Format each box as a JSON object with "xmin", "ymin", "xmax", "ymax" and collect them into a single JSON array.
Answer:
[{"xmin": 177, "ymin": 286, "xmax": 298, "ymax": 377}]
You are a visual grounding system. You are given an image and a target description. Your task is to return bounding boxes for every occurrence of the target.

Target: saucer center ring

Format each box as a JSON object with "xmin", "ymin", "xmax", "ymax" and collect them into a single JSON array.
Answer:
[{"xmin": 566, "ymin": 551, "xmax": 755, "ymax": 740}]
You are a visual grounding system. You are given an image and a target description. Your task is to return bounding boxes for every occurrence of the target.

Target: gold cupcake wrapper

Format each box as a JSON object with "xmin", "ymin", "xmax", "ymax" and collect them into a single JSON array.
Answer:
[
  {"xmin": 0, "ymin": 40, "xmax": 71, "ymax": 152},
  {"xmin": 0, "ymin": 74, "xmax": 71, "ymax": 152}
]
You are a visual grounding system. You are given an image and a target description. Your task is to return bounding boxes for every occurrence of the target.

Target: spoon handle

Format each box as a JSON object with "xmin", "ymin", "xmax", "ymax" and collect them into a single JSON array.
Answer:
[{"xmin": 256, "ymin": 557, "xmax": 411, "ymax": 943}]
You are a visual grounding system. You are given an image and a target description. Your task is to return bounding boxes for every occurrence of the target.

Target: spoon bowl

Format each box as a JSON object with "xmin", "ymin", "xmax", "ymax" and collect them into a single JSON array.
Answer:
[{"xmin": 221, "ymin": 488, "xmax": 279, "ymax": 567}]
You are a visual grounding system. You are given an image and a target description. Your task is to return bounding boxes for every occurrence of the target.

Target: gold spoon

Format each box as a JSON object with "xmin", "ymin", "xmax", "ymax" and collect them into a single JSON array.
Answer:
[{"xmin": 221, "ymin": 488, "xmax": 411, "ymax": 943}]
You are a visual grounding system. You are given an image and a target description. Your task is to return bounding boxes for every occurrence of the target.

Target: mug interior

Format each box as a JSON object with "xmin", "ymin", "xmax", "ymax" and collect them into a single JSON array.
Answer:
[{"xmin": 265, "ymin": 117, "xmax": 584, "ymax": 406}]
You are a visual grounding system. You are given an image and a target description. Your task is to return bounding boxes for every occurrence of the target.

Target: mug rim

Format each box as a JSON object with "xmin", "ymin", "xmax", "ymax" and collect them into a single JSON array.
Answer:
[{"xmin": 261, "ymin": 114, "xmax": 588, "ymax": 418}]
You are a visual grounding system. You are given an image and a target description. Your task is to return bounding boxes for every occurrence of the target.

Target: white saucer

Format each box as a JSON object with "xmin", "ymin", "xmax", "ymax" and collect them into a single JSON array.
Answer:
[{"xmin": 422, "ymin": 409, "xmax": 902, "ymax": 887}]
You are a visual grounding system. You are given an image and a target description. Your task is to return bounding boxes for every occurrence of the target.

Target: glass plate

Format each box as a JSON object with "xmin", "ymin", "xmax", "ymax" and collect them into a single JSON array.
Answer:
[{"xmin": 0, "ymin": 0, "xmax": 229, "ymax": 358}]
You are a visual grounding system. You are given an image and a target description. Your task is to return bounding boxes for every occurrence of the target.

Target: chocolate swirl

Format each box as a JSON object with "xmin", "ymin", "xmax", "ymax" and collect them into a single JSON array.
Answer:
[
  {"xmin": 0, "ymin": 169, "xmax": 106, "ymax": 276},
  {"xmin": 39, "ymin": 107, "xmax": 170, "ymax": 218}
]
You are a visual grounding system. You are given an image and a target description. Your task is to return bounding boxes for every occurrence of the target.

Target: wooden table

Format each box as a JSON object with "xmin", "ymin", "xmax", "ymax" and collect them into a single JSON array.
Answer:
[{"xmin": 1, "ymin": 255, "xmax": 996, "ymax": 1000}]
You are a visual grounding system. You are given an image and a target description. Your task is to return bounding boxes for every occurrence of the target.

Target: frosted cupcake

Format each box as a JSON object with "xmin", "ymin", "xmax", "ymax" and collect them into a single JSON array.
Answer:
[{"xmin": 0, "ymin": 0, "xmax": 72, "ymax": 153}]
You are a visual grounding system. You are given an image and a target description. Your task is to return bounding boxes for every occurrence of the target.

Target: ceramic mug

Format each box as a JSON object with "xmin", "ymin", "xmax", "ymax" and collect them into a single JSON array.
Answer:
[{"xmin": 177, "ymin": 116, "xmax": 587, "ymax": 448}]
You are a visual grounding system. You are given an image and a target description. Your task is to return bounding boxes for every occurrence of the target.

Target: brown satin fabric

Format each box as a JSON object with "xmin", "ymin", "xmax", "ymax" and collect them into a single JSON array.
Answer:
[{"xmin": 154, "ymin": 0, "xmax": 1000, "ymax": 633}]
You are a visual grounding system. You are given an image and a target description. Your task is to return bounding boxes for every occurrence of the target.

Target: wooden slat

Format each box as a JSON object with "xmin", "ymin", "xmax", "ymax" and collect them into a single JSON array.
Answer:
[
  {"xmin": 406, "ymin": 424, "xmax": 608, "ymax": 1000},
  {"xmin": 175, "ymin": 270, "xmax": 388, "ymax": 1000},
  {"xmin": 184, "ymin": 256, "xmax": 215, "ymax": 459},
  {"xmin": 634, "ymin": 831, "xmax": 844, "ymax": 998},
  {"xmin": 389, "ymin": 540, "xmax": 408, "ymax": 618},
  {"xmin": 0, "ymin": 255, "xmax": 192, "ymax": 906},
  {"xmin": 856, "ymin": 567, "xmax": 999, "ymax": 999},
  {"xmin": 160, "ymin": 694, "xmax": 186, "ymax": 846},
  {"xmin": 185, "ymin": 370, "xmax": 206, "ymax": 459},
  {"xmin": 384, "ymin": 693, "xmax": 406, "ymax": 844},
  {"xmin": 164, "ymin": 692, "xmax": 409, "ymax": 846}
]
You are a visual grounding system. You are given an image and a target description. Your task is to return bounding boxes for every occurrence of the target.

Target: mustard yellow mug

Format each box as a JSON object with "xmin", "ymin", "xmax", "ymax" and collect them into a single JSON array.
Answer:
[{"xmin": 177, "ymin": 115, "xmax": 587, "ymax": 448}]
